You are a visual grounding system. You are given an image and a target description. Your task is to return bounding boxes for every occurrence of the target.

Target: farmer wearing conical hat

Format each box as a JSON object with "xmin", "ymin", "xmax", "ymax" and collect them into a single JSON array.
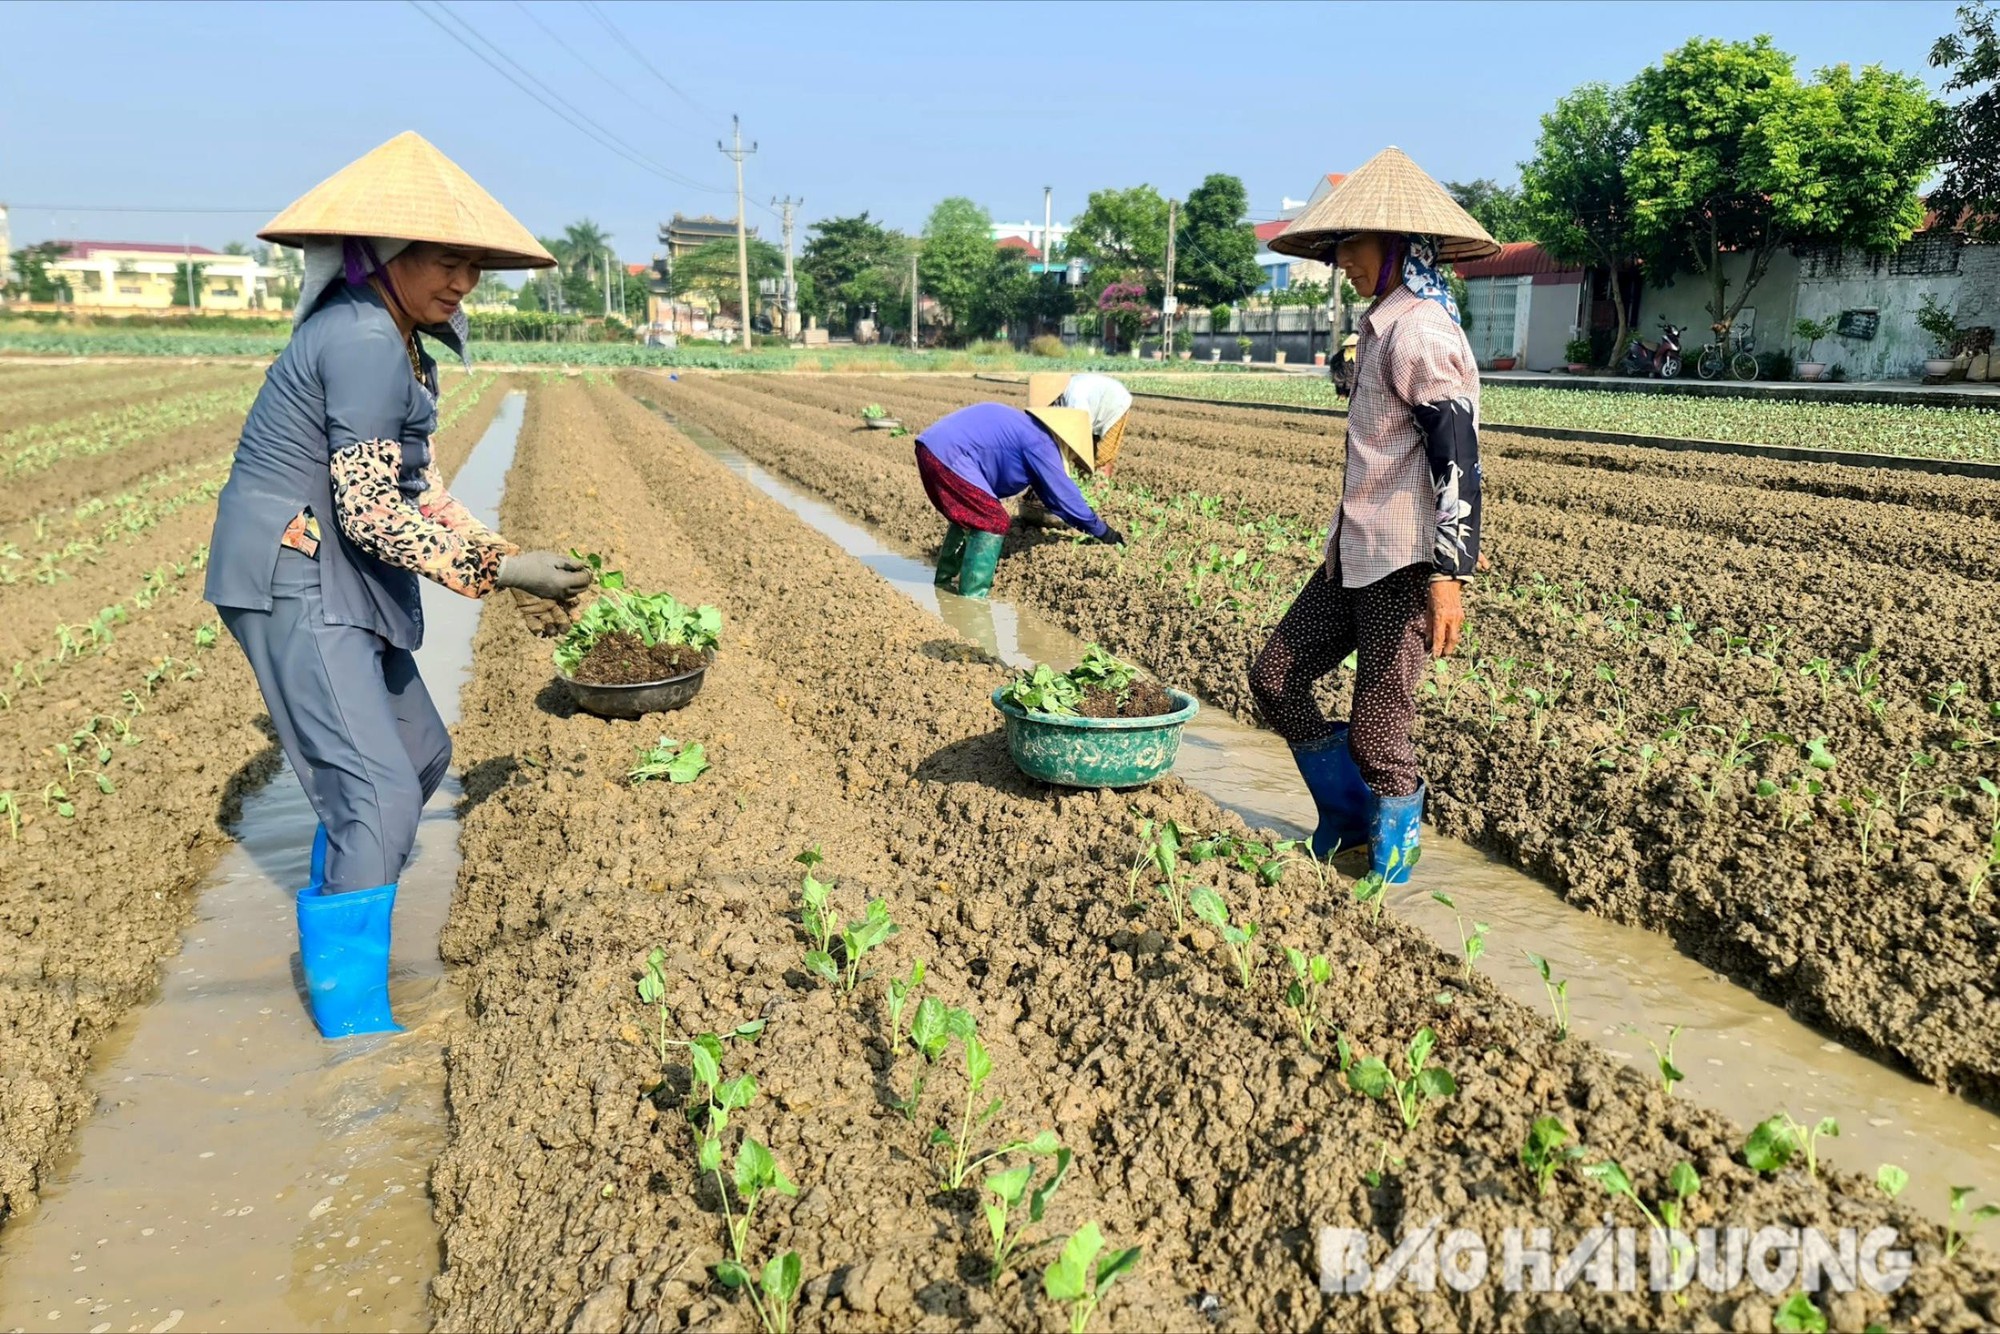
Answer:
[
  {"xmin": 915, "ymin": 401, "xmax": 1125, "ymax": 599},
  {"xmin": 205, "ymin": 133, "xmax": 591, "ymax": 1038},
  {"xmin": 1017, "ymin": 372, "xmax": 1134, "ymax": 528},
  {"xmin": 1248, "ymin": 147, "xmax": 1497, "ymax": 885}
]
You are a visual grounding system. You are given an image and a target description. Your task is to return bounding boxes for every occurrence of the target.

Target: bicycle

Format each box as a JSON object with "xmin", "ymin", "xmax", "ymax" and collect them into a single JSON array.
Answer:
[{"xmin": 1696, "ymin": 324, "xmax": 1759, "ymax": 381}]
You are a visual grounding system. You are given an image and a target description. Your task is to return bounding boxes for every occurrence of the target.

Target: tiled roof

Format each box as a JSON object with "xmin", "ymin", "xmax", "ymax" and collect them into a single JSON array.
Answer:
[
  {"xmin": 57, "ymin": 241, "xmax": 224, "ymax": 259},
  {"xmin": 1454, "ymin": 241, "xmax": 1581, "ymax": 279},
  {"xmin": 995, "ymin": 236, "xmax": 1043, "ymax": 260},
  {"xmin": 1254, "ymin": 220, "xmax": 1291, "ymax": 244}
]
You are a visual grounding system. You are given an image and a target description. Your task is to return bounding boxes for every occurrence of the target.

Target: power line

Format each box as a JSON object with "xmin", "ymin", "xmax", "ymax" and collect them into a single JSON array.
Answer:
[
  {"xmin": 408, "ymin": 0, "xmax": 730, "ymax": 196},
  {"xmin": 580, "ymin": 0, "xmax": 717, "ymax": 119},
  {"xmin": 510, "ymin": 0, "xmax": 673, "ymax": 122}
]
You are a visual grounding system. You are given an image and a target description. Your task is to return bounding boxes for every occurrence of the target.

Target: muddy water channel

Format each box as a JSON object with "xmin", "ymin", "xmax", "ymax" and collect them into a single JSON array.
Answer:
[
  {"xmin": 0, "ymin": 394, "xmax": 524, "ymax": 1334},
  {"xmin": 671, "ymin": 410, "xmax": 2000, "ymax": 1229}
]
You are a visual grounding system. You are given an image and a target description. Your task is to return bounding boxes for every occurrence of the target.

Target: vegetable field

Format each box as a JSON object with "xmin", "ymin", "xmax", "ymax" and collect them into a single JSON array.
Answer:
[
  {"xmin": 0, "ymin": 362, "xmax": 504, "ymax": 1225},
  {"xmin": 423, "ymin": 376, "xmax": 1999, "ymax": 1331},
  {"xmin": 4, "ymin": 363, "xmax": 2000, "ymax": 1331},
  {"xmin": 1126, "ymin": 374, "xmax": 2000, "ymax": 462}
]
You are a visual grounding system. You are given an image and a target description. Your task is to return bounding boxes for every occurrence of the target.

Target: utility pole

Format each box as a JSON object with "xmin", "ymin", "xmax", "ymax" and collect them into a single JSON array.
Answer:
[
  {"xmin": 774, "ymin": 195, "xmax": 801, "ymax": 340},
  {"xmin": 1042, "ymin": 185, "xmax": 1054, "ymax": 339},
  {"xmin": 1161, "ymin": 199, "xmax": 1178, "ymax": 360},
  {"xmin": 718, "ymin": 115, "xmax": 757, "ymax": 351},
  {"xmin": 909, "ymin": 251, "xmax": 919, "ymax": 351}
]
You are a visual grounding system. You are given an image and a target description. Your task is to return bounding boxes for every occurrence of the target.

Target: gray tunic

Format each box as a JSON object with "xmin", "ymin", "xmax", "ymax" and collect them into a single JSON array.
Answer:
[{"xmin": 205, "ymin": 285, "xmax": 460, "ymax": 651}]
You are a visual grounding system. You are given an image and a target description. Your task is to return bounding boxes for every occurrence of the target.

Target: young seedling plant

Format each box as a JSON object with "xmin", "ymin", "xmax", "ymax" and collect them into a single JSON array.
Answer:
[
  {"xmin": 932, "ymin": 1025, "xmax": 1060, "ymax": 1191},
  {"xmin": 1283, "ymin": 948, "xmax": 1332, "ymax": 1049},
  {"xmin": 1945, "ymin": 1186, "xmax": 2000, "ymax": 1261},
  {"xmin": 1189, "ymin": 887, "xmax": 1259, "ymax": 989},
  {"xmin": 1520, "ymin": 1116, "xmax": 1585, "ymax": 1196},
  {"xmin": 713, "ymin": 1139, "xmax": 803, "ymax": 1334},
  {"xmin": 1348, "ymin": 1028, "xmax": 1457, "ymax": 1131},
  {"xmin": 793, "ymin": 848, "xmax": 898, "ymax": 991},
  {"xmin": 629, "ymin": 736, "xmax": 709, "ymax": 785},
  {"xmin": 1524, "ymin": 952, "xmax": 1571, "ymax": 1039},
  {"xmin": 1431, "ymin": 891, "xmax": 1488, "ymax": 980},
  {"xmin": 1582, "ymin": 1159, "xmax": 1701, "ymax": 1289},
  {"xmin": 1745, "ymin": 1112, "xmax": 1839, "ymax": 1181},
  {"xmin": 986, "ymin": 1148, "xmax": 1073, "ymax": 1282},
  {"xmin": 894, "ymin": 993, "xmax": 968, "ymax": 1120},
  {"xmin": 1042, "ymin": 1222, "xmax": 1141, "ymax": 1334},
  {"xmin": 1129, "ymin": 816, "xmax": 1190, "ymax": 929},
  {"xmin": 1647, "ymin": 1025, "xmax": 1685, "ymax": 1098}
]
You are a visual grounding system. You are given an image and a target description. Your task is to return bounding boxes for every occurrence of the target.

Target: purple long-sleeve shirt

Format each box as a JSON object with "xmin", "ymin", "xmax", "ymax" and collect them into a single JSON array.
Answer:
[{"xmin": 915, "ymin": 403, "xmax": 1108, "ymax": 536}]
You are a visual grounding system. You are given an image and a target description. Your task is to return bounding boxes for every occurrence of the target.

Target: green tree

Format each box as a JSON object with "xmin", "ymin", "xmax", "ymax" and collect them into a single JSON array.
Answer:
[
  {"xmin": 1175, "ymin": 173, "xmax": 1264, "ymax": 306},
  {"xmin": 1445, "ymin": 179, "xmax": 1534, "ymax": 243},
  {"xmin": 800, "ymin": 212, "xmax": 906, "ymax": 328},
  {"xmin": 918, "ymin": 196, "xmax": 998, "ymax": 341},
  {"xmin": 1627, "ymin": 36, "xmax": 1939, "ymax": 331},
  {"xmin": 171, "ymin": 260, "xmax": 211, "ymax": 310},
  {"xmin": 1066, "ymin": 185, "xmax": 1170, "ymax": 297},
  {"xmin": 5, "ymin": 242, "xmax": 71, "ymax": 302},
  {"xmin": 670, "ymin": 236, "xmax": 783, "ymax": 318},
  {"xmin": 1928, "ymin": 2, "xmax": 2000, "ymax": 242},
  {"xmin": 1520, "ymin": 82, "xmax": 1644, "ymax": 362}
]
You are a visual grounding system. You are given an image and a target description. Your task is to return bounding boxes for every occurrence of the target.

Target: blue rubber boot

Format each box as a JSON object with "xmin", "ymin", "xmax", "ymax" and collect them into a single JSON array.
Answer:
[
  {"xmin": 956, "ymin": 530, "xmax": 1005, "ymax": 600},
  {"xmin": 1370, "ymin": 783, "xmax": 1425, "ymax": 886},
  {"xmin": 934, "ymin": 524, "xmax": 969, "ymax": 587},
  {"xmin": 307, "ymin": 824, "xmax": 329, "ymax": 894},
  {"xmin": 296, "ymin": 883, "xmax": 403, "ymax": 1038},
  {"xmin": 1291, "ymin": 725, "xmax": 1374, "ymax": 859}
]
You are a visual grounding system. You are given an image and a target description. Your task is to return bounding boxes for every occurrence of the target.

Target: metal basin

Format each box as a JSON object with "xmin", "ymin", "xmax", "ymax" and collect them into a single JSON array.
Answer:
[{"xmin": 559, "ymin": 649, "xmax": 713, "ymax": 720}]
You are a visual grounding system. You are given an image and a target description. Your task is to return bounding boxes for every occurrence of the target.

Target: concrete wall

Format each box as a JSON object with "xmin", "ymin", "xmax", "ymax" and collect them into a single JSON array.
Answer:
[
  {"xmin": 1526, "ymin": 278, "xmax": 1584, "ymax": 371},
  {"xmin": 1792, "ymin": 241, "xmax": 1997, "ymax": 379},
  {"xmin": 1635, "ymin": 239, "xmax": 1996, "ymax": 380}
]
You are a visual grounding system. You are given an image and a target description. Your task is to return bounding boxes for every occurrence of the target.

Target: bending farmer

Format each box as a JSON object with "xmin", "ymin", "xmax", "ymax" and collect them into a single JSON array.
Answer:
[
  {"xmin": 205, "ymin": 133, "xmax": 592, "ymax": 1038},
  {"xmin": 914, "ymin": 401, "xmax": 1124, "ymax": 599},
  {"xmin": 1019, "ymin": 373, "xmax": 1134, "ymax": 528},
  {"xmin": 1248, "ymin": 146, "xmax": 1495, "ymax": 885}
]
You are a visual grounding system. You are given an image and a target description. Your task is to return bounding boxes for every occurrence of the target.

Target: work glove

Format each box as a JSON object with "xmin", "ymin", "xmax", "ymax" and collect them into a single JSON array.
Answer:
[
  {"xmin": 496, "ymin": 550, "xmax": 592, "ymax": 601},
  {"xmin": 510, "ymin": 590, "xmax": 574, "ymax": 637},
  {"xmin": 1097, "ymin": 524, "xmax": 1127, "ymax": 547}
]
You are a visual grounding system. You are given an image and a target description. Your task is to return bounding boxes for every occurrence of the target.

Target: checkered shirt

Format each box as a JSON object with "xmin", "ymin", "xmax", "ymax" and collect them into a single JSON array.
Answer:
[{"xmin": 1329, "ymin": 285, "xmax": 1480, "ymax": 588}]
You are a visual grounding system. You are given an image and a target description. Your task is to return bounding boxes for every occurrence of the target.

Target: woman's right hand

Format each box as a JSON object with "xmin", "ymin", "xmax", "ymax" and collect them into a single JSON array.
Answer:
[{"xmin": 496, "ymin": 551, "xmax": 592, "ymax": 601}]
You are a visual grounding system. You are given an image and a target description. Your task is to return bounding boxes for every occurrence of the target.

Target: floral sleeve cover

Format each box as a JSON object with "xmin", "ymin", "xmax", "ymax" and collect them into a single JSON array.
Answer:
[
  {"xmin": 1412, "ymin": 397, "xmax": 1481, "ymax": 579},
  {"xmin": 330, "ymin": 439, "xmax": 517, "ymax": 597}
]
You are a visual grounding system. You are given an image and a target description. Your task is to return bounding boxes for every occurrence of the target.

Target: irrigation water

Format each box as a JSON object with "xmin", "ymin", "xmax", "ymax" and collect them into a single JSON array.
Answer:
[
  {"xmin": 0, "ymin": 393, "xmax": 525, "ymax": 1334},
  {"xmin": 663, "ymin": 405, "xmax": 2000, "ymax": 1229}
]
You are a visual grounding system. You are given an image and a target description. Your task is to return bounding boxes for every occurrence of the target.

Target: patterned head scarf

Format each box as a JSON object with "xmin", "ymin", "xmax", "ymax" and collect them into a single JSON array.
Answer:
[{"xmin": 1400, "ymin": 234, "xmax": 1460, "ymax": 325}]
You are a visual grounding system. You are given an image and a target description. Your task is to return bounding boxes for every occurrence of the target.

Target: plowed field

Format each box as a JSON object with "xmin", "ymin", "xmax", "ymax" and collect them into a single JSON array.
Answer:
[
  {"xmin": 0, "ymin": 364, "xmax": 504, "ymax": 1225},
  {"xmin": 421, "ymin": 376, "xmax": 1997, "ymax": 1332},
  {"xmin": 643, "ymin": 372, "xmax": 2000, "ymax": 1112}
]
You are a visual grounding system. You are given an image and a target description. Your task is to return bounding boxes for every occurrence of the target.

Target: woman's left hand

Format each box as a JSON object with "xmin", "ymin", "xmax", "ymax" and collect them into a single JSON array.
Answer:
[{"xmin": 1427, "ymin": 579, "xmax": 1464, "ymax": 657}]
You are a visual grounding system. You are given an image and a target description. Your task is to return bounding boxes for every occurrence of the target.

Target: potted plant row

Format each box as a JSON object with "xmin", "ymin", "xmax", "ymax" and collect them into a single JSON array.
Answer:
[{"xmin": 552, "ymin": 552, "xmax": 722, "ymax": 719}]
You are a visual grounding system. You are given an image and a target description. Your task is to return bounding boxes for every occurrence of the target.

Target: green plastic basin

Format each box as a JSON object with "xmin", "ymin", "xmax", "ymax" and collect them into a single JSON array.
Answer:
[{"xmin": 991, "ymin": 686, "xmax": 1200, "ymax": 789}]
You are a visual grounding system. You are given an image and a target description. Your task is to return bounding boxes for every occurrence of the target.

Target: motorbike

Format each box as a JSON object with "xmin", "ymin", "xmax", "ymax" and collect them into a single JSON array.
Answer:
[{"xmin": 1619, "ymin": 318, "xmax": 1683, "ymax": 379}]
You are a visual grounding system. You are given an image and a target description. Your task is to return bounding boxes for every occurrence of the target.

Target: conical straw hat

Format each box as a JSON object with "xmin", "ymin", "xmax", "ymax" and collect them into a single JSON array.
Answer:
[
  {"xmin": 1027, "ymin": 406, "xmax": 1095, "ymax": 474},
  {"xmin": 259, "ymin": 132, "xmax": 555, "ymax": 270},
  {"xmin": 1269, "ymin": 146, "xmax": 1499, "ymax": 265},
  {"xmin": 1026, "ymin": 372, "xmax": 1072, "ymax": 409}
]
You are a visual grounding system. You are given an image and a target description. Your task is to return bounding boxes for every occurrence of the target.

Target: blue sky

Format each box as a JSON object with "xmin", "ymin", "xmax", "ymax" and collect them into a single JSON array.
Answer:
[{"xmin": 1, "ymin": 0, "xmax": 1962, "ymax": 267}]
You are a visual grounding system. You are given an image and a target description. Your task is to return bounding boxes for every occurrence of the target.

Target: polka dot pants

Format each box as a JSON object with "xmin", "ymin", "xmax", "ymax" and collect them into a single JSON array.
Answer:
[{"xmin": 1249, "ymin": 562, "xmax": 1430, "ymax": 797}]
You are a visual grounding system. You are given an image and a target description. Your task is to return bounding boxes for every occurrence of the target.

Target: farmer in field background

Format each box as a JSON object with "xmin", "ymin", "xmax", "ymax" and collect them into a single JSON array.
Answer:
[
  {"xmin": 1249, "ymin": 146, "xmax": 1496, "ymax": 885},
  {"xmin": 915, "ymin": 400, "xmax": 1126, "ymax": 598},
  {"xmin": 1017, "ymin": 372, "xmax": 1134, "ymax": 529},
  {"xmin": 205, "ymin": 132, "xmax": 592, "ymax": 1039}
]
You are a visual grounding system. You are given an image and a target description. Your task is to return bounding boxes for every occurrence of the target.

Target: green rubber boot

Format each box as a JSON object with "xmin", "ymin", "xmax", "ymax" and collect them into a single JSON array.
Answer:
[
  {"xmin": 934, "ymin": 523, "xmax": 969, "ymax": 587},
  {"xmin": 957, "ymin": 531, "xmax": 1004, "ymax": 599}
]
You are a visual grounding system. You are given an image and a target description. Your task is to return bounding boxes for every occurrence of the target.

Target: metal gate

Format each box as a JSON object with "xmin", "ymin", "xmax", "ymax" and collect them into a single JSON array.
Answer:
[{"xmin": 1462, "ymin": 276, "xmax": 1519, "ymax": 365}]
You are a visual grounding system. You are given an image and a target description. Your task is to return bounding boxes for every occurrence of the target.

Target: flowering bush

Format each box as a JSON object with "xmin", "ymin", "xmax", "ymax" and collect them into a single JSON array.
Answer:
[{"xmin": 1096, "ymin": 282, "xmax": 1154, "ymax": 351}]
